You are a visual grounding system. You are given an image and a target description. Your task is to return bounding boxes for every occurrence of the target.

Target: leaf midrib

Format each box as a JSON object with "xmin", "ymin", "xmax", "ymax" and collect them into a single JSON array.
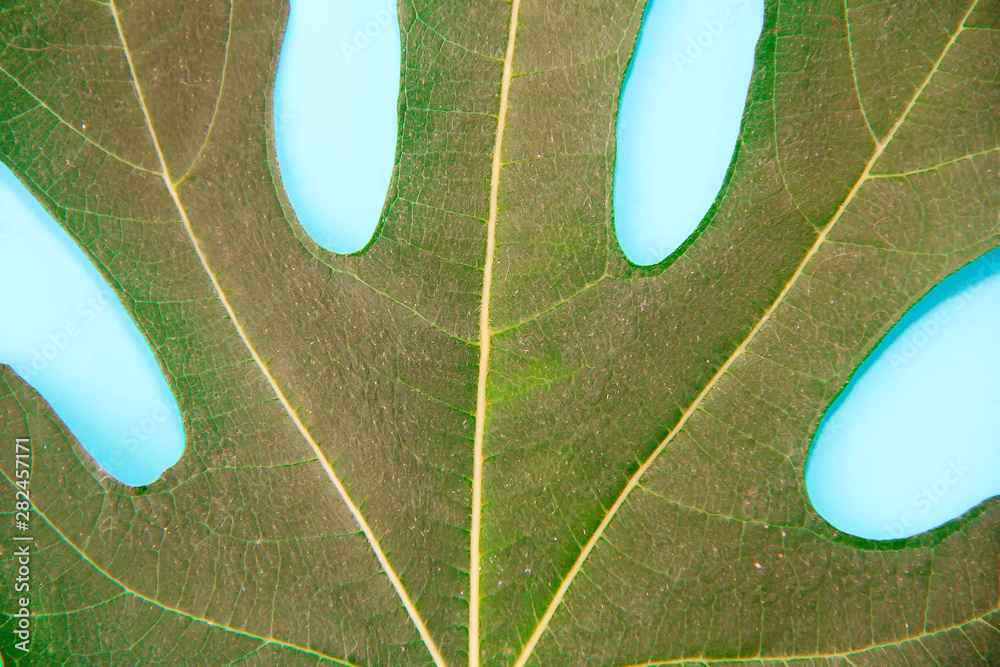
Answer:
[
  {"xmin": 105, "ymin": 1, "xmax": 446, "ymax": 665},
  {"xmin": 469, "ymin": 0, "xmax": 523, "ymax": 664},
  {"xmin": 512, "ymin": 1, "xmax": 984, "ymax": 664}
]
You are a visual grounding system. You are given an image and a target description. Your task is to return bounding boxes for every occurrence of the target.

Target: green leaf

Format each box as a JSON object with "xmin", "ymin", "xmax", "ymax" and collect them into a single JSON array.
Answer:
[{"xmin": 1, "ymin": 0, "xmax": 999, "ymax": 665}]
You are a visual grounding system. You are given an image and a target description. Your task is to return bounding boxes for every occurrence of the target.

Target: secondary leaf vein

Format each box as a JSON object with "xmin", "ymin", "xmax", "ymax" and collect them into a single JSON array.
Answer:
[
  {"xmin": 105, "ymin": 2, "xmax": 446, "ymax": 664},
  {"xmin": 0, "ymin": 65, "xmax": 160, "ymax": 176}
]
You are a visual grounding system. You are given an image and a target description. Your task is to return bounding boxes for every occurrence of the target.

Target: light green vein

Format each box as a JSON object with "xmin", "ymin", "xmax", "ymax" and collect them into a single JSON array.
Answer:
[
  {"xmin": 173, "ymin": 0, "xmax": 234, "ymax": 186},
  {"xmin": 623, "ymin": 599, "xmax": 1000, "ymax": 665},
  {"xmin": 0, "ymin": 66, "xmax": 160, "ymax": 176},
  {"xmin": 0, "ymin": 469, "xmax": 358, "ymax": 666},
  {"xmin": 870, "ymin": 146, "xmax": 1000, "ymax": 180}
]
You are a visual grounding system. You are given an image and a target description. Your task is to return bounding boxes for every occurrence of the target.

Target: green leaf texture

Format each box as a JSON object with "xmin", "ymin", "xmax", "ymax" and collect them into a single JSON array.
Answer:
[{"xmin": 1, "ymin": 0, "xmax": 999, "ymax": 665}]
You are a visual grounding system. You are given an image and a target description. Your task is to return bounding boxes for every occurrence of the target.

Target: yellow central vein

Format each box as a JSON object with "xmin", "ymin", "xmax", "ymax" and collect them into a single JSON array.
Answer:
[
  {"xmin": 470, "ymin": 1, "xmax": 522, "ymax": 664},
  {"xmin": 106, "ymin": 3, "xmax": 445, "ymax": 665},
  {"xmin": 512, "ymin": 2, "xmax": 980, "ymax": 665}
]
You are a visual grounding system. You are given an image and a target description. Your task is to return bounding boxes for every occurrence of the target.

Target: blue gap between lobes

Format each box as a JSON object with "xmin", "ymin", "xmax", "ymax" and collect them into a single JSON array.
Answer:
[
  {"xmin": 273, "ymin": 0, "xmax": 401, "ymax": 254},
  {"xmin": 613, "ymin": 0, "xmax": 765, "ymax": 266},
  {"xmin": 806, "ymin": 248, "xmax": 1000, "ymax": 540},
  {"xmin": 0, "ymin": 163, "xmax": 184, "ymax": 487}
]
